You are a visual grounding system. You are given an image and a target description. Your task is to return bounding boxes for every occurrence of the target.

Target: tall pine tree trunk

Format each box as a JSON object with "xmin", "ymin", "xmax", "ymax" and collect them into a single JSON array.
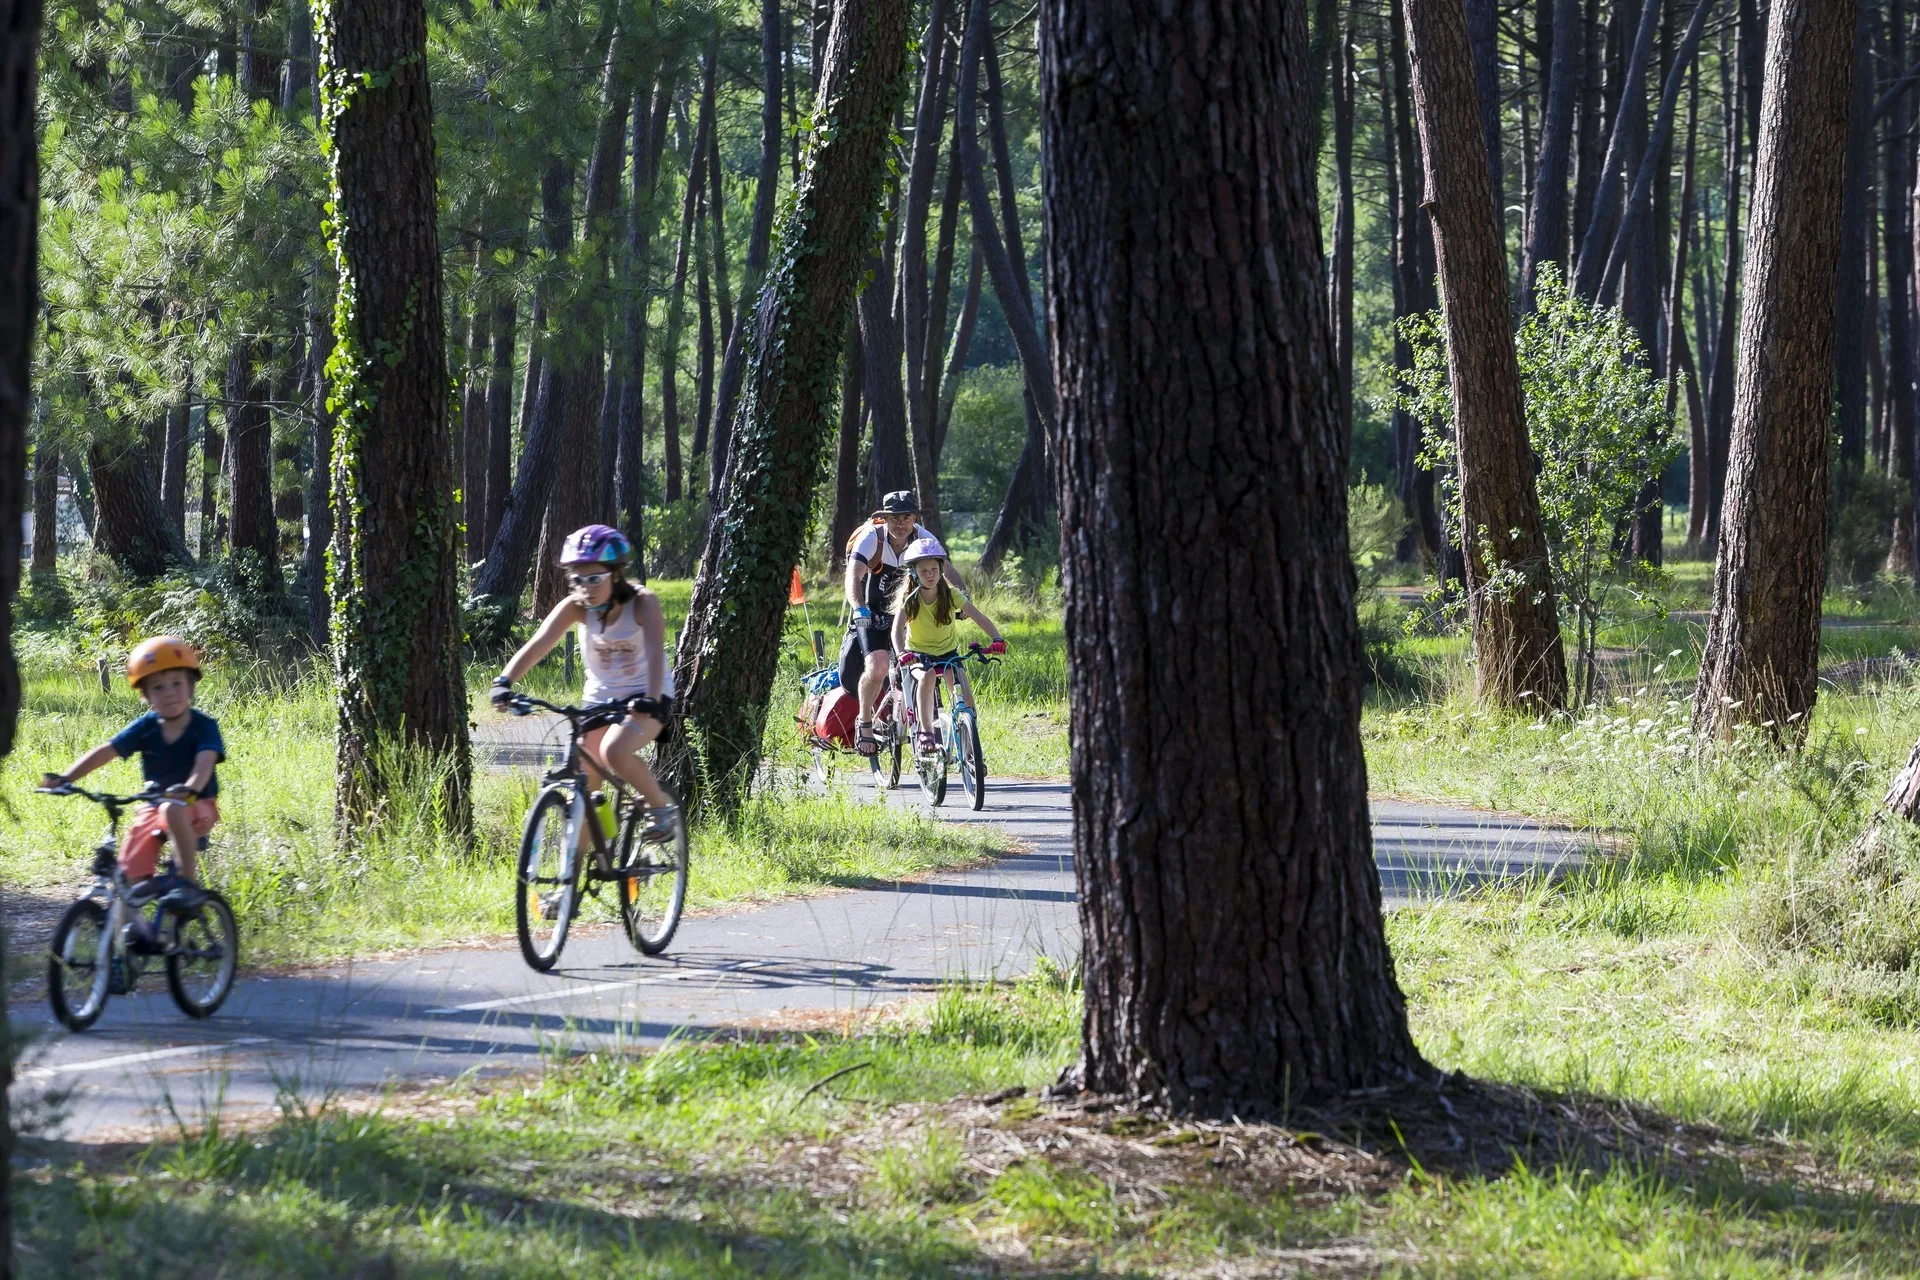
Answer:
[
  {"xmin": 318, "ymin": 0, "xmax": 470, "ymax": 831},
  {"xmin": 1693, "ymin": 0, "xmax": 1856, "ymax": 740},
  {"xmin": 665, "ymin": 0, "xmax": 911, "ymax": 815},
  {"xmin": 225, "ymin": 350, "xmax": 280, "ymax": 588},
  {"xmin": 661, "ymin": 36, "xmax": 718, "ymax": 505},
  {"xmin": 1042, "ymin": 0, "xmax": 1423, "ymax": 1111},
  {"xmin": 29, "ymin": 439, "xmax": 52, "ymax": 574},
  {"xmin": 1833, "ymin": 6, "xmax": 1873, "ymax": 492},
  {"xmin": 1522, "ymin": 0, "xmax": 1577, "ymax": 312},
  {"xmin": 0, "ymin": 10, "xmax": 35, "ymax": 1267},
  {"xmin": 1408, "ymin": 0, "xmax": 1568, "ymax": 711},
  {"xmin": 90, "ymin": 443, "xmax": 190, "ymax": 580},
  {"xmin": 711, "ymin": 0, "xmax": 784, "ymax": 499}
]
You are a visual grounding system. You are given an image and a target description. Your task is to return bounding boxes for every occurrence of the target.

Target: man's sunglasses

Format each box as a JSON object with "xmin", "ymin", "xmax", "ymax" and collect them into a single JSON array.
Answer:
[{"xmin": 568, "ymin": 571, "xmax": 613, "ymax": 587}]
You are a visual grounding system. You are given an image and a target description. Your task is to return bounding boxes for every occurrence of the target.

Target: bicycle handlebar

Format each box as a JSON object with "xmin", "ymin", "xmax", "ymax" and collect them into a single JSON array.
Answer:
[
  {"xmin": 502, "ymin": 692, "xmax": 670, "ymax": 720},
  {"xmin": 37, "ymin": 783, "xmax": 169, "ymax": 808}
]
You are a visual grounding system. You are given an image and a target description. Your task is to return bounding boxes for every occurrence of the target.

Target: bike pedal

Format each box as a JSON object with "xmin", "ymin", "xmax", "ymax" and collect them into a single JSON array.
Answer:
[{"xmin": 108, "ymin": 957, "xmax": 134, "ymax": 995}]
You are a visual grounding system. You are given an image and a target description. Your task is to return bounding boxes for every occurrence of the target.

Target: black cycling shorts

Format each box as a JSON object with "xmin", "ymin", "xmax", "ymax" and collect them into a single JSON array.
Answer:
[{"xmin": 852, "ymin": 615, "xmax": 895, "ymax": 658}]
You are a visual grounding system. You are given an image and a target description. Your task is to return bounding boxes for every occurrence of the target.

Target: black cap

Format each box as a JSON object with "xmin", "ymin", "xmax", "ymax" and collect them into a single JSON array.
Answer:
[{"xmin": 873, "ymin": 490, "xmax": 920, "ymax": 516}]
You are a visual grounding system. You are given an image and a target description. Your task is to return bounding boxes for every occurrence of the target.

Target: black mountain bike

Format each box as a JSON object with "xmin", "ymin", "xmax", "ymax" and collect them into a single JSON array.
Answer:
[
  {"xmin": 504, "ymin": 694, "xmax": 690, "ymax": 972},
  {"xmin": 37, "ymin": 784, "xmax": 239, "ymax": 1031}
]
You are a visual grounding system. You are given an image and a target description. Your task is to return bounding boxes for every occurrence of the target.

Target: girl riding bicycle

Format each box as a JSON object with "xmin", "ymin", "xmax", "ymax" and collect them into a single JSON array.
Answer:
[
  {"xmin": 890, "ymin": 538, "xmax": 1005, "ymax": 752},
  {"xmin": 490, "ymin": 525, "xmax": 676, "ymax": 839}
]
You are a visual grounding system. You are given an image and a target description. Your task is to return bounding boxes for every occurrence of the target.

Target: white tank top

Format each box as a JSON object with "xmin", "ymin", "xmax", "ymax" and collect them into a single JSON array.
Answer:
[{"xmin": 578, "ymin": 598, "xmax": 671, "ymax": 704}]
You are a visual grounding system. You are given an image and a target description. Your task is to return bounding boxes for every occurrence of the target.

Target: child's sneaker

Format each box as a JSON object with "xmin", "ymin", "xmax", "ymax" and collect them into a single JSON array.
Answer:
[
  {"xmin": 642, "ymin": 804, "xmax": 680, "ymax": 845},
  {"xmin": 157, "ymin": 878, "xmax": 207, "ymax": 911}
]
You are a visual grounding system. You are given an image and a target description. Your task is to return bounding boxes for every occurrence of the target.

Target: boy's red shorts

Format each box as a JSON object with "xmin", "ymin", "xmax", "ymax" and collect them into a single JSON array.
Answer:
[{"xmin": 119, "ymin": 799, "xmax": 219, "ymax": 880}]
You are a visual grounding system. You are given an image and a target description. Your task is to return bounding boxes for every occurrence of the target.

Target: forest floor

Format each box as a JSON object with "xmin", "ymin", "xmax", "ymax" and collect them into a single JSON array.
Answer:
[{"xmin": 19, "ymin": 563, "xmax": 1920, "ymax": 1273}]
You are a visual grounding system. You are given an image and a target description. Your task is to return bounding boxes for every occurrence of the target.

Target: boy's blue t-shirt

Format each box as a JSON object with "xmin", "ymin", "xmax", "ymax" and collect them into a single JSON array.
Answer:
[{"xmin": 109, "ymin": 709, "xmax": 225, "ymax": 798}]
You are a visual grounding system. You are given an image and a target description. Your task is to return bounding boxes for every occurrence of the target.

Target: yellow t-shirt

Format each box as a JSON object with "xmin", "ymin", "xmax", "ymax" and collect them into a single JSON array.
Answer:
[{"xmin": 903, "ymin": 588, "xmax": 965, "ymax": 654}]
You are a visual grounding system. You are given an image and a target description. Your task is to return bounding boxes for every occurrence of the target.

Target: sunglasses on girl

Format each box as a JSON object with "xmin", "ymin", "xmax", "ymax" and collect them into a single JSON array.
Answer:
[{"xmin": 568, "ymin": 571, "xmax": 612, "ymax": 588}]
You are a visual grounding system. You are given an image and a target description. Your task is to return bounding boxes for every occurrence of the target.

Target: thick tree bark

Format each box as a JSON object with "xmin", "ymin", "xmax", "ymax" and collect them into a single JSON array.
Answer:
[
  {"xmin": 1041, "ymin": 0, "xmax": 1424, "ymax": 1112},
  {"xmin": 665, "ymin": 0, "xmax": 910, "ymax": 815},
  {"xmin": 90, "ymin": 444, "xmax": 191, "ymax": 580},
  {"xmin": 29, "ymin": 440, "xmax": 52, "ymax": 574},
  {"xmin": 318, "ymin": 0, "xmax": 471, "ymax": 829},
  {"xmin": 711, "ymin": 0, "xmax": 784, "ymax": 498},
  {"xmin": 224, "ymin": 350, "xmax": 279, "ymax": 588},
  {"xmin": 1465, "ymin": 0, "xmax": 1501, "ymax": 235},
  {"xmin": 1408, "ymin": 0, "xmax": 1568, "ymax": 710},
  {"xmin": 1330, "ymin": 20, "xmax": 1355, "ymax": 443},
  {"xmin": 1834, "ymin": 5, "xmax": 1875, "ymax": 489},
  {"xmin": 0, "ymin": 12, "xmax": 33, "ymax": 1267},
  {"xmin": 1692, "ymin": 0, "xmax": 1855, "ymax": 740}
]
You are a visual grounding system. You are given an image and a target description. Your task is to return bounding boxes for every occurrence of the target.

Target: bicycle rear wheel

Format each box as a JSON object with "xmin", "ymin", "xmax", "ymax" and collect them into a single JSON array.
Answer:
[
  {"xmin": 881, "ymin": 692, "xmax": 905, "ymax": 789},
  {"xmin": 956, "ymin": 709, "xmax": 987, "ymax": 811},
  {"xmin": 165, "ymin": 891, "xmax": 238, "ymax": 1018},
  {"xmin": 516, "ymin": 787, "xmax": 581, "ymax": 972},
  {"xmin": 619, "ymin": 794, "xmax": 689, "ymax": 955},
  {"xmin": 48, "ymin": 899, "xmax": 111, "ymax": 1031}
]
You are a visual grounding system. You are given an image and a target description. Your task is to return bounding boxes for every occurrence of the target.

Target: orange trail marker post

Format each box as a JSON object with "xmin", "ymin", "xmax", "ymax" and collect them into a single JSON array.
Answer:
[{"xmin": 790, "ymin": 567, "xmax": 823, "ymax": 664}]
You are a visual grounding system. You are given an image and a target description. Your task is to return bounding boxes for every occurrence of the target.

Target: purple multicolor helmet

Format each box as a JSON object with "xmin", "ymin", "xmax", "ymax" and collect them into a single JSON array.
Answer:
[{"xmin": 559, "ymin": 524, "xmax": 632, "ymax": 566}]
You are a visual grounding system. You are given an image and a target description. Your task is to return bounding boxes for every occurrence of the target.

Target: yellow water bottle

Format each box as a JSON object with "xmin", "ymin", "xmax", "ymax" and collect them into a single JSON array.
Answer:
[{"xmin": 591, "ymin": 790, "xmax": 613, "ymax": 842}]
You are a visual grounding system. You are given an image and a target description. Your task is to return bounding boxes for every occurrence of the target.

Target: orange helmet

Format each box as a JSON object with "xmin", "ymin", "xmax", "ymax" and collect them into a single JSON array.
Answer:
[{"xmin": 126, "ymin": 636, "xmax": 201, "ymax": 689}]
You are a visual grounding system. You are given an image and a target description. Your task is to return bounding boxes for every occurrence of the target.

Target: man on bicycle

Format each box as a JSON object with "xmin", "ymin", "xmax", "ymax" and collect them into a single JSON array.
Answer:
[{"xmin": 844, "ymin": 491, "xmax": 962, "ymax": 756}]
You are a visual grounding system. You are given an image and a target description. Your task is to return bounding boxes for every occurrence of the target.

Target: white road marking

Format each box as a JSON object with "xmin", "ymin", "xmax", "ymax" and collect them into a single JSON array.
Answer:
[
  {"xmin": 422, "ymin": 962, "xmax": 768, "ymax": 1015},
  {"xmin": 23, "ymin": 1036, "xmax": 271, "ymax": 1080}
]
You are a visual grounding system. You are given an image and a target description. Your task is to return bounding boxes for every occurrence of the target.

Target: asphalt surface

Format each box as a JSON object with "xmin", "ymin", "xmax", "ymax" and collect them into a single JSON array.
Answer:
[{"xmin": 11, "ymin": 724, "xmax": 1594, "ymax": 1140}]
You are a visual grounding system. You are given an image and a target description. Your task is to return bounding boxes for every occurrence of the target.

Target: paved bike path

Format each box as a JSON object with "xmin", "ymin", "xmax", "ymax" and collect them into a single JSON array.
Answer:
[{"xmin": 11, "ymin": 766, "xmax": 1593, "ymax": 1140}]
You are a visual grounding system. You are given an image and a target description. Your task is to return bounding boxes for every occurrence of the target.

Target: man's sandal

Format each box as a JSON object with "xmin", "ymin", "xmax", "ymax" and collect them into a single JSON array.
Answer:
[{"xmin": 855, "ymin": 722, "xmax": 878, "ymax": 757}]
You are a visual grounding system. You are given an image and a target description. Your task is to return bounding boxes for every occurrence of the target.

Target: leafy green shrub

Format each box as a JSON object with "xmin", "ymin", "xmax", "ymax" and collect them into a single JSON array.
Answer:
[{"xmin": 1387, "ymin": 264, "xmax": 1680, "ymax": 704}]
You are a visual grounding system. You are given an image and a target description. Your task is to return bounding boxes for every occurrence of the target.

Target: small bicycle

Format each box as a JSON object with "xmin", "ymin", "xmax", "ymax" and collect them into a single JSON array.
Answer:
[
  {"xmin": 893, "ymin": 643, "xmax": 1000, "ymax": 811},
  {"xmin": 504, "ymin": 693, "xmax": 690, "ymax": 972},
  {"xmin": 37, "ymin": 784, "xmax": 239, "ymax": 1032}
]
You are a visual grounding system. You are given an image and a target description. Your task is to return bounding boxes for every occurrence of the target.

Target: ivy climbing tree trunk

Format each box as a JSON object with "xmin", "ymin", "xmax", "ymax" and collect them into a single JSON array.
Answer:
[
  {"xmin": 665, "ymin": 0, "xmax": 911, "ymax": 815},
  {"xmin": 1042, "ymin": 0, "xmax": 1425, "ymax": 1110},
  {"xmin": 318, "ymin": 0, "xmax": 471, "ymax": 833},
  {"xmin": 1406, "ymin": 0, "xmax": 1568, "ymax": 711},
  {"xmin": 1692, "ymin": 0, "xmax": 1856, "ymax": 741}
]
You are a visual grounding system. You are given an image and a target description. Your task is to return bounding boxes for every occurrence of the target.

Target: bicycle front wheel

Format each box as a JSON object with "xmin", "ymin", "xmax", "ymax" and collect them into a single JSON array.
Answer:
[
  {"xmin": 619, "ymin": 796, "xmax": 689, "ymax": 956},
  {"xmin": 956, "ymin": 710, "xmax": 987, "ymax": 811},
  {"xmin": 48, "ymin": 898, "xmax": 111, "ymax": 1032},
  {"xmin": 165, "ymin": 891, "xmax": 238, "ymax": 1018},
  {"xmin": 516, "ymin": 787, "xmax": 581, "ymax": 972}
]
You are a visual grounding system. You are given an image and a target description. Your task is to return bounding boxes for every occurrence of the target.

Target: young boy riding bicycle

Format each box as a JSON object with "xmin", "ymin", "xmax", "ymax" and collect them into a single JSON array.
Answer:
[{"xmin": 43, "ymin": 637, "xmax": 223, "ymax": 909}]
